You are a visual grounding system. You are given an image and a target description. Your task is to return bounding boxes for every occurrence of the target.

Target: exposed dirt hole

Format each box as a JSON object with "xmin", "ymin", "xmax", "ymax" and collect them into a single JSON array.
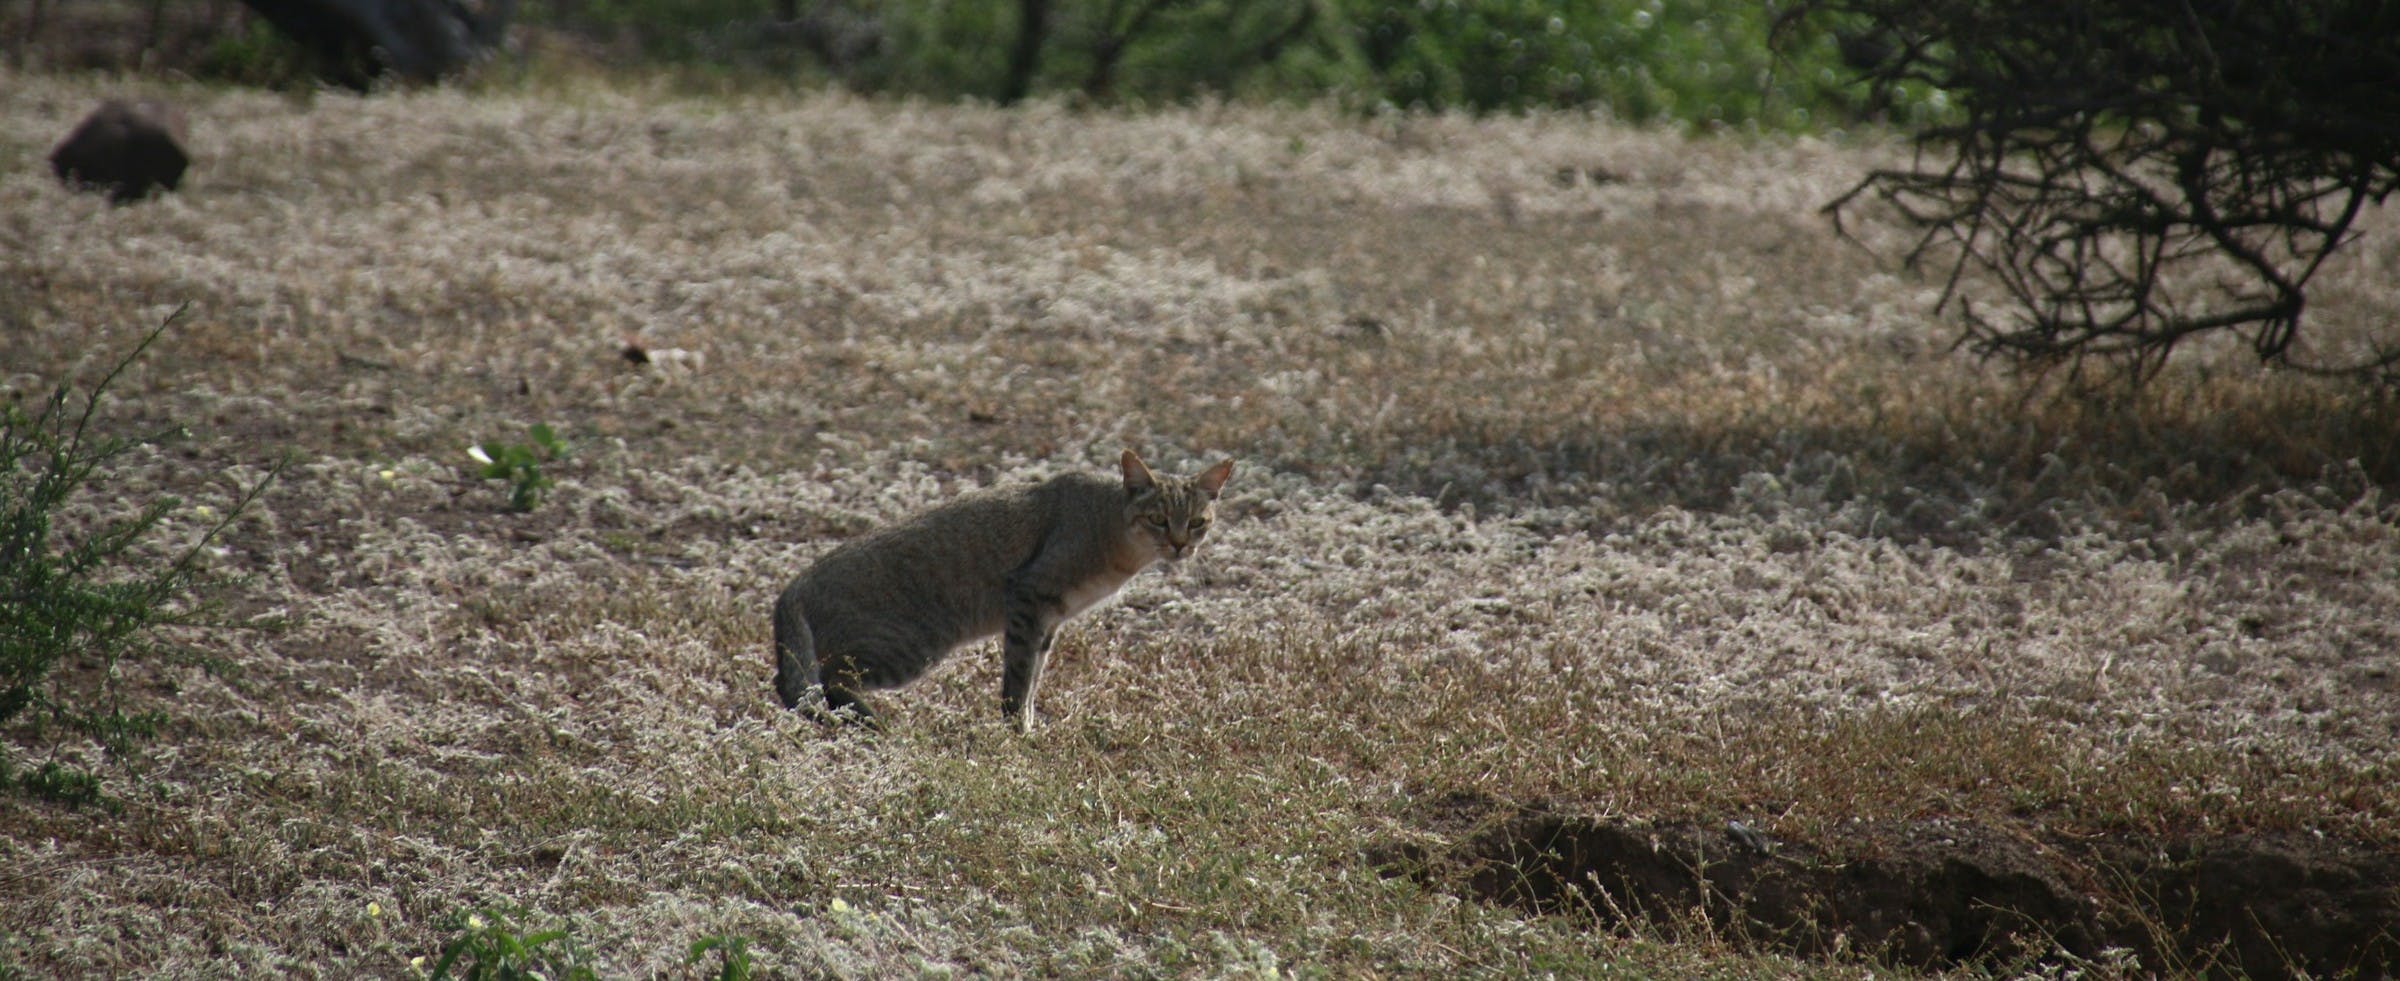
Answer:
[{"xmin": 1376, "ymin": 800, "xmax": 2400, "ymax": 978}]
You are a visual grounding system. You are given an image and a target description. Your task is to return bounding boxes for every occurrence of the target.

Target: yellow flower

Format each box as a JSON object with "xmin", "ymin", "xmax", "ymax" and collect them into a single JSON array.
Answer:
[
  {"xmin": 367, "ymin": 901, "xmax": 383, "ymax": 919},
  {"xmin": 829, "ymin": 898, "xmax": 851, "ymax": 914},
  {"xmin": 466, "ymin": 913, "xmax": 486, "ymax": 931},
  {"xmin": 379, "ymin": 469, "xmax": 397, "ymax": 481}
]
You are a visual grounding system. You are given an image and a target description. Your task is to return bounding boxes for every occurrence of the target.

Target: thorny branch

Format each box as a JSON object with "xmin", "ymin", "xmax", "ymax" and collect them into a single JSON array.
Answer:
[{"xmin": 1785, "ymin": 0, "xmax": 2400, "ymax": 382}]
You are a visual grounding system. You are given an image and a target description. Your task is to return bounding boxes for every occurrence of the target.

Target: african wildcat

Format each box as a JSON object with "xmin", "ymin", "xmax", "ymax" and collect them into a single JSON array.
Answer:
[{"xmin": 773, "ymin": 450, "xmax": 1234, "ymax": 731}]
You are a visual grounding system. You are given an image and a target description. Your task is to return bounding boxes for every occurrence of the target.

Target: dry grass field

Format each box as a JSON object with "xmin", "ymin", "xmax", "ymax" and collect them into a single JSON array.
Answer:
[{"xmin": 5, "ymin": 70, "xmax": 2399, "ymax": 977}]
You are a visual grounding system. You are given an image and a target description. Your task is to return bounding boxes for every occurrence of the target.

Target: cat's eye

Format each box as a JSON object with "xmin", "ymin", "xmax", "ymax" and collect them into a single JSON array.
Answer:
[
  {"xmin": 1190, "ymin": 518, "xmax": 1210, "ymax": 529},
  {"xmin": 1146, "ymin": 516, "xmax": 1168, "ymax": 528}
]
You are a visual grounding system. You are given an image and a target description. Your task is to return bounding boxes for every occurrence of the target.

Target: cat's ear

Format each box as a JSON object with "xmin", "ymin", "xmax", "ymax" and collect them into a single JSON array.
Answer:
[
  {"xmin": 1197, "ymin": 459, "xmax": 1234, "ymax": 498},
  {"xmin": 1120, "ymin": 449, "xmax": 1158, "ymax": 491}
]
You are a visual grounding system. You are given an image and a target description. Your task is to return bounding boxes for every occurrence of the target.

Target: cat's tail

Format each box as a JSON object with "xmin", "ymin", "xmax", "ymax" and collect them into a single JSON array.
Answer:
[{"xmin": 771, "ymin": 583, "xmax": 823, "ymax": 712}]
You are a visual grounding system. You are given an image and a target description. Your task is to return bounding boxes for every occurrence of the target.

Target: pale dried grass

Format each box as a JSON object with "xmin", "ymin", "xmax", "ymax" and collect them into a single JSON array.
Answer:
[{"xmin": 2, "ymin": 71, "xmax": 2395, "ymax": 976}]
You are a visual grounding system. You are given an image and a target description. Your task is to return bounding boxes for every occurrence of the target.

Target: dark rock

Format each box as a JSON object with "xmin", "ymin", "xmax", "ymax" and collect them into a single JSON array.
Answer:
[{"xmin": 49, "ymin": 100, "xmax": 190, "ymax": 204}]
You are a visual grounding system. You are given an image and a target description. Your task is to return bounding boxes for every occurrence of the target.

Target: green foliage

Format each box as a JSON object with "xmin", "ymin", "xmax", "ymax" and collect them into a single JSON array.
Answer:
[
  {"xmin": 191, "ymin": 17, "xmax": 320, "ymax": 89},
  {"xmin": 847, "ymin": 0, "xmax": 1016, "ymax": 98},
  {"xmin": 1350, "ymin": 0, "xmax": 1776, "ymax": 121},
  {"xmin": 427, "ymin": 907, "xmax": 598, "ymax": 981},
  {"xmin": 978, "ymin": 1, "xmax": 1350, "ymax": 105},
  {"xmin": 470, "ymin": 425, "xmax": 570, "ymax": 513},
  {"xmin": 1332, "ymin": 0, "xmax": 1954, "ymax": 124},
  {"xmin": 0, "ymin": 312, "xmax": 273, "ymax": 805},
  {"xmin": 520, "ymin": 0, "xmax": 1936, "ymax": 126},
  {"xmin": 535, "ymin": 0, "xmax": 792, "ymax": 69},
  {"xmin": 419, "ymin": 911, "xmax": 754, "ymax": 980},
  {"xmin": 686, "ymin": 935, "xmax": 754, "ymax": 981}
]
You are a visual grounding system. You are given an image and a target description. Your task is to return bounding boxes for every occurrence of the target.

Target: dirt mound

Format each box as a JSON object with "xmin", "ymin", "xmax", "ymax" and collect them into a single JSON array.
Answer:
[{"xmin": 1379, "ymin": 801, "xmax": 2400, "ymax": 977}]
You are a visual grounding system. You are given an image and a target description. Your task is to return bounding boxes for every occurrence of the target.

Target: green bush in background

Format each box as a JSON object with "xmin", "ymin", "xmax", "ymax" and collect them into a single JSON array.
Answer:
[
  {"xmin": 522, "ymin": 0, "xmax": 1941, "ymax": 127},
  {"xmin": 1344, "ymin": 0, "xmax": 1945, "ymax": 125},
  {"xmin": 193, "ymin": 17, "xmax": 321, "ymax": 89},
  {"xmin": 18, "ymin": 0, "xmax": 1946, "ymax": 126}
]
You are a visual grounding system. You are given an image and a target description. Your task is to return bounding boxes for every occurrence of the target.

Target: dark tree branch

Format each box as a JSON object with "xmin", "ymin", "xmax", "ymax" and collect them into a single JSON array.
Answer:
[{"xmin": 1782, "ymin": 0, "xmax": 2400, "ymax": 382}]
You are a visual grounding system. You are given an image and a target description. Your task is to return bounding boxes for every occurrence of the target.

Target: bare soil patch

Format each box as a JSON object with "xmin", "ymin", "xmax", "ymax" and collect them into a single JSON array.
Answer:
[{"xmin": 1388, "ymin": 797, "xmax": 2400, "ymax": 977}]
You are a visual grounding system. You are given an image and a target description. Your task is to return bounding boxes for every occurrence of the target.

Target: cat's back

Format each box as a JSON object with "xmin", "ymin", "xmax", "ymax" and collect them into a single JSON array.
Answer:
[{"xmin": 800, "ymin": 471, "xmax": 1118, "ymax": 589}]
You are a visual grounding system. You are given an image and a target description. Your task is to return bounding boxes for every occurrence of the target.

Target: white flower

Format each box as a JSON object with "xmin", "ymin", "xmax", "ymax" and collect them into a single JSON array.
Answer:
[{"xmin": 467, "ymin": 445, "xmax": 494, "ymax": 465}]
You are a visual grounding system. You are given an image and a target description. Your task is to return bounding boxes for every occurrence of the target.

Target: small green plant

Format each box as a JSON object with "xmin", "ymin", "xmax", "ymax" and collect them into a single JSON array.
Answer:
[
  {"xmin": 687, "ymin": 935, "xmax": 754, "ymax": 981},
  {"xmin": 1, "ymin": 309, "xmax": 275, "ymax": 805},
  {"xmin": 425, "ymin": 906, "xmax": 597, "ymax": 981},
  {"xmin": 470, "ymin": 425, "xmax": 570, "ymax": 512}
]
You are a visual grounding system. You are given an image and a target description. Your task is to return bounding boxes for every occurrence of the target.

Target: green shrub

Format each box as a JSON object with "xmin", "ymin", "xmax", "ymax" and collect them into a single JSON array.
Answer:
[
  {"xmin": 687, "ymin": 935, "xmax": 754, "ymax": 981},
  {"xmin": 425, "ymin": 907, "xmax": 598, "ymax": 981},
  {"xmin": 0, "ymin": 313, "xmax": 274, "ymax": 805},
  {"xmin": 518, "ymin": 0, "xmax": 1937, "ymax": 126},
  {"xmin": 470, "ymin": 424, "xmax": 570, "ymax": 513},
  {"xmin": 192, "ymin": 17, "xmax": 320, "ymax": 89},
  {"xmin": 414, "ymin": 908, "xmax": 755, "ymax": 980}
]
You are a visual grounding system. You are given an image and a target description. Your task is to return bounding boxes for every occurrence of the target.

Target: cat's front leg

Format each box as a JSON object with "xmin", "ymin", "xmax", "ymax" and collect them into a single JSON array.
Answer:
[{"xmin": 1001, "ymin": 581, "xmax": 1062, "ymax": 733}]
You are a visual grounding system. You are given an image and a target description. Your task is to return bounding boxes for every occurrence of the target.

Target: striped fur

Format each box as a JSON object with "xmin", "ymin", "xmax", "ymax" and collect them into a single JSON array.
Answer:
[{"xmin": 773, "ymin": 450, "xmax": 1233, "ymax": 732}]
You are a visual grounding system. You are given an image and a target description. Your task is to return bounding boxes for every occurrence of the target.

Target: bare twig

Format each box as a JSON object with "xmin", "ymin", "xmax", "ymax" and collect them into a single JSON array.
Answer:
[{"xmin": 1783, "ymin": 0, "xmax": 2400, "ymax": 382}]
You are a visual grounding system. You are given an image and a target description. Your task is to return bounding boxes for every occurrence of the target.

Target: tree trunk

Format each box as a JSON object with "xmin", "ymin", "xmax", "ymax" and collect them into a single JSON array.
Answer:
[{"xmin": 999, "ymin": 0, "xmax": 1048, "ymax": 105}]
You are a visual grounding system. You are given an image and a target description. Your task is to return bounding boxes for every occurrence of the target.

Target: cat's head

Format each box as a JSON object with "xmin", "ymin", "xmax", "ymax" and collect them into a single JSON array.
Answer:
[{"xmin": 1121, "ymin": 450, "xmax": 1233, "ymax": 562}]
